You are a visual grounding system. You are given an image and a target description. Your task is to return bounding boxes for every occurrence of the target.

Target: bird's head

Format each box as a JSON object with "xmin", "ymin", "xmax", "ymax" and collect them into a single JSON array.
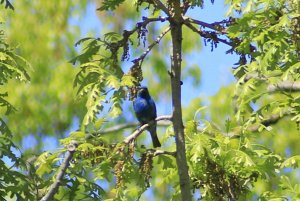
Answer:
[{"xmin": 137, "ymin": 86, "xmax": 150, "ymax": 98}]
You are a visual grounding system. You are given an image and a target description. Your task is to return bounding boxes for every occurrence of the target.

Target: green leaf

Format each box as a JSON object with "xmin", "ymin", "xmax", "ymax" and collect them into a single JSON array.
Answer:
[
  {"xmin": 121, "ymin": 74, "xmax": 136, "ymax": 87},
  {"xmin": 227, "ymin": 149, "xmax": 255, "ymax": 167},
  {"xmin": 281, "ymin": 155, "xmax": 300, "ymax": 168},
  {"xmin": 69, "ymin": 131, "xmax": 85, "ymax": 139},
  {"xmin": 35, "ymin": 152, "xmax": 60, "ymax": 176},
  {"xmin": 107, "ymin": 75, "xmax": 121, "ymax": 90},
  {"xmin": 157, "ymin": 155, "xmax": 175, "ymax": 169},
  {"xmin": 95, "ymin": 118, "xmax": 106, "ymax": 130},
  {"xmin": 98, "ymin": 0, "xmax": 126, "ymax": 11},
  {"xmin": 109, "ymin": 103, "xmax": 122, "ymax": 118}
]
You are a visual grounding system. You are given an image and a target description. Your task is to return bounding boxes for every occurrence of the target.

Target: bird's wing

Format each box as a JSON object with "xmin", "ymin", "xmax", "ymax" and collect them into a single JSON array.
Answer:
[
  {"xmin": 148, "ymin": 98, "xmax": 157, "ymax": 119},
  {"xmin": 133, "ymin": 98, "xmax": 148, "ymax": 113},
  {"xmin": 133, "ymin": 98, "xmax": 149, "ymax": 123}
]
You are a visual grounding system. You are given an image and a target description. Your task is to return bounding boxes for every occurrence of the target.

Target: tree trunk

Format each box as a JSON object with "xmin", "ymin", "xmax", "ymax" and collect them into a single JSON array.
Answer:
[{"xmin": 169, "ymin": 1, "xmax": 192, "ymax": 200}]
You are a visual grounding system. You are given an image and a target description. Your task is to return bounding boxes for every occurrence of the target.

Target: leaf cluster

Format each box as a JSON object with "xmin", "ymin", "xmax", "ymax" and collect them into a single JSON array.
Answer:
[
  {"xmin": 227, "ymin": 0, "xmax": 300, "ymax": 128},
  {"xmin": 0, "ymin": 16, "xmax": 39, "ymax": 200},
  {"xmin": 185, "ymin": 118, "xmax": 282, "ymax": 200},
  {"xmin": 35, "ymin": 129, "xmax": 176, "ymax": 200},
  {"xmin": 72, "ymin": 35, "xmax": 136, "ymax": 128}
]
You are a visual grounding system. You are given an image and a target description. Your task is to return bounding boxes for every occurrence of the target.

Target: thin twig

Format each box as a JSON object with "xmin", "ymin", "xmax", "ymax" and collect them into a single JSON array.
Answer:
[
  {"xmin": 96, "ymin": 120, "xmax": 171, "ymax": 135},
  {"xmin": 227, "ymin": 111, "xmax": 291, "ymax": 138},
  {"xmin": 99, "ymin": 123, "xmax": 138, "ymax": 134},
  {"xmin": 182, "ymin": 0, "xmax": 191, "ymax": 14},
  {"xmin": 144, "ymin": 148, "xmax": 176, "ymax": 157},
  {"xmin": 248, "ymin": 113, "xmax": 287, "ymax": 132},
  {"xmin": 152, "ymin": 0, "xmax": 170, "ymax": 16},
  {"xmin": 151, "ymin": 149, "xmax": 176, "ymax": 157},
  {"xmin": 40, "ymin": 142, "xmax": 78, "ymax": 201},
  {"xmin": 184, "ymin": 22, "xmax": 232, "ymax": 46},
  {"xmin": 132, "ymin": 27, "xmax": 171, "ymax": 65},
  {"xmin": 126, "ymin": 16, "xmax": 168, "ymax": 37},
  {"xmin": 184, "ymin": 17, "xmax": 228, "ymax": 34},
  {"xmin": 111, "ymin": 16, "xmax": 168, "ymax": 55},
  {"xmin": 123, "ymin": 115, "xmax": 172, "ymax": 144}
]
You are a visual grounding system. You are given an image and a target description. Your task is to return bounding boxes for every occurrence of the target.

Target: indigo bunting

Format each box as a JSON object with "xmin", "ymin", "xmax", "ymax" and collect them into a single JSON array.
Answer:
[{"xmin": 133, "ymin": 87, "xmax": 161, "ymax": 148}]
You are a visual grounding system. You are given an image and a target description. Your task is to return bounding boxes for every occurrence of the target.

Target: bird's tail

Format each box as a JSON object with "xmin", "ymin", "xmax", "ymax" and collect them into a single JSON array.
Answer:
[{"xmin": 148, "ymin": 124, "xmax": 161, "ymax": 148}]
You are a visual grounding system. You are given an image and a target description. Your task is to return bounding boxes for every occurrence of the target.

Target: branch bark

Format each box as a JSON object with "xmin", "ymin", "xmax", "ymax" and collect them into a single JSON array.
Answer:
[
  {"xmin": 169, "ymin": 1, "xmax": 192, "ymax": 200},
  {"xmin": 148, "ymin": 149, "xmax": 176, "ymax": 157},
  {"xmin": 152, "ymin": 0, "xmax": 170, "ymax": 16},
  {"xmin": 242, "ymin": 73, "xmax": 300, "ymax": 93},
  {"xmin": 132, "ymin": 27, "xmax": 171, "ymax": 65},
  {"xmin": 95, "ymin": 120, "xmax": 170, "ymax": 135},
  {"xmin": 123, "ymin": 115, "xmax": 172, "ymax": 144},
  {"xmin": 248, "ymin": 113, "xmax": 288, "ymax": 132},
  {"xmin": 227, "ymin": 111, "xmax": 291, "ymax": 138},
  {"xmin": 267, "ymin": 81, "xmax": 300, "ymax": 92},
  {"xmin": 184, "ymin": 17, "xmax": 228, "ymax": 34},
  {"xmin": 40, "ymin": 142, "xmax": 77, "ymax": 201},
  {"xmin": 184, "ymin": 22, "xmax": 232, "ymax": 46}
]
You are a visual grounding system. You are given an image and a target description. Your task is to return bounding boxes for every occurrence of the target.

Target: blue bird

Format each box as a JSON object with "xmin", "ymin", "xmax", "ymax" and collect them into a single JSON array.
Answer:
[{"xmin": 133, "ymin": 86, "xmax": 161, "ymax": 148}]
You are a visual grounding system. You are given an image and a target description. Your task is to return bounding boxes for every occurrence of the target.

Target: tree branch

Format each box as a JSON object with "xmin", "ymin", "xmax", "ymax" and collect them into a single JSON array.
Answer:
[
  {"xmin": 227, "ymin": 111, "xmax": 291, "ymax": 139},
  {"xmin": 123, "ymin": 115, "xmax": 172, "ymax": 144},
  {"xmin": 184, "ymin": 22, "xmax": 232, "ymax": 46},
  {"xmin": 124, "ymin": 16, "xmax": 168, "ymax": 38},
  {"xmin": 152, "ymin": 0, "xmax": 170, "ymax": 16},
  {"xmin": 267, "ymin": 81, "xmax": 300, "ymax": 93},
  {"xmin": 241, "ymin": 73, "xmax": 300, "ymax": 93},
  {"xmin": 248, "ymin": 113, "xmax": 288, "ymax": 132},
  {"xmin": 40, "ymin": 142, "xmax": 77, "ymax": 201},
  {"xmin": 109, "ymin": 15, "xmax": 168, "ymax": 60},
  {"xmin": 95, "ymin": 120, "xmax": 171, "ymax": 135},
  {"xmin": 183, "ymin": 17, "xmax": 228, "ymax": 34},
  {"xmin": 148, "ymin": 149, "xmax": 176, "ymax": 157},
  {"xmin": 182, "ymin": 0, "xmax": 191, "ymax": 14},
  {"xmin": 132, "ymin": 26, "xmax": 171, "ymax": 65}
]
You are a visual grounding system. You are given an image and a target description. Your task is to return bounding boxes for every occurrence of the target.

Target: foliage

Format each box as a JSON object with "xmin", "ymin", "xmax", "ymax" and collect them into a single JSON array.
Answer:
[
  {"xmin": 227, "ymin": 0, "xmax": 300, "ymax": 130},
  {"xmin": 71, "ymin": 33, "xmax": 131, "ymax": 128},
  {"xmin": 0, "ymin": 25, "xmax": 30, "ymax": 130},
  {"xmin": 0, "ymin": 11, "xmax": 39, "ymax": 200},
  {"xmin": 185, "ymin": 118, "xmax": 282, "ymax": 200},
  {"xmin": 2, "ymin": 1, "xmax": 88, "ymax": 145}
]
